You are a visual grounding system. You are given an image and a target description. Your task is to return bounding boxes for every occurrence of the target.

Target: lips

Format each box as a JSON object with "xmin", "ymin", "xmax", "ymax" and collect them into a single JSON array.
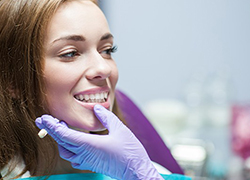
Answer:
[{"xmin": 73, "ymin": 87, "xmax": 111, "ymax": 110}]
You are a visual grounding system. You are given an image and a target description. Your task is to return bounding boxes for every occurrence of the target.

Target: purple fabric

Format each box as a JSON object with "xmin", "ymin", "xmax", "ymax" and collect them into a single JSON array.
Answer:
[{"xmin": 115, "ymin": 90, "xmax": 184, "ymax": 174}]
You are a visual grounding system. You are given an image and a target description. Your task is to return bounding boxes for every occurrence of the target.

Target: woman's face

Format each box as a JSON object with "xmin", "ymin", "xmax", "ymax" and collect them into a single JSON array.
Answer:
[{"xmin": 43, "ymin": 0, "xmax": 118, "ymax": 131}]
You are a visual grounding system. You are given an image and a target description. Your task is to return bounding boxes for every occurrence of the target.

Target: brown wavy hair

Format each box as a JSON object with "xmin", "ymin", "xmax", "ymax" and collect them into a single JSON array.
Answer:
[{"xmin": 0, "ymin": 0, "xmax": 123, "ymax": 178}]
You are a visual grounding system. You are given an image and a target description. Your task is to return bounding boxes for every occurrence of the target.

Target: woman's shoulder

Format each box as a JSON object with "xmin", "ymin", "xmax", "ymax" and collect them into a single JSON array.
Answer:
[
  {"xmin": 152, "ymin": 161, "xmax": 172, "ymax": 175},
  {"xmin": 152, "ymin": 162, "xmax": 191, "ymax": 180},
  {"xmin": 0, "ymin": 156, "xmax": 31, "ymax": 179}
]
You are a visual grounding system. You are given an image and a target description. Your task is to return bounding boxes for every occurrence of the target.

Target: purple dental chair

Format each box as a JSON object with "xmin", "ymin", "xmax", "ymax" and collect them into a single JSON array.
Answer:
[{"xmin": 115, "ymin": 90, "xmax": 184, "ymax": 175}]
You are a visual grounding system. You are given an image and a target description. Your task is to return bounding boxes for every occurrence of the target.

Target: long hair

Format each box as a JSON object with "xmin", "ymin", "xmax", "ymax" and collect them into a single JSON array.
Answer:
[{"xmin": 0, "ymin": 0, "xmax": 112, "ymax": 178}]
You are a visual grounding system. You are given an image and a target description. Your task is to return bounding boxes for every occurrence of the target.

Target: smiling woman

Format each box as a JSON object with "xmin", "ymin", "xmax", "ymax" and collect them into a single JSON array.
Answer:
[
  {"xmin": 0, "ymin": 0, "xmax": 189, "ymax": 179},
  {"xmin": 42, "ymin": 0, "xmax": 119, "ymax": 131},
  {"xmin": 0, "ymin": 0, "xmax": 120, "ymax": 177}
]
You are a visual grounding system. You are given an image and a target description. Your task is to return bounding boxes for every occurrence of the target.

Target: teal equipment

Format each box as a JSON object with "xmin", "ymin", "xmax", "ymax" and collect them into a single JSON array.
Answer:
[{"xmin": 18, "ymin": 173, "xmax": 191, "ymax": 180}]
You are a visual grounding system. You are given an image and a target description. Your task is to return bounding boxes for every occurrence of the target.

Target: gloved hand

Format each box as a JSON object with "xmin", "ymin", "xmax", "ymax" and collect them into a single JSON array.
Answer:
[{"xmin": 35, "ymin": 104, "xmax": 164, "ymax": 180}]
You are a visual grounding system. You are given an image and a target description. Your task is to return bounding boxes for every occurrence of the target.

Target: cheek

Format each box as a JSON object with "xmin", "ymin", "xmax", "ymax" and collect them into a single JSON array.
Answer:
[
  {"xmin": 43, "ymin": 73, "xmax": 69, "ymax": 101},
  {"xmin": 109, "ymin": 63, "xmax": 119, "ymax": 110},
  {"xmin": 42, "ymin": 64, "xmax": 80, "ymax": 112},
  {"xmin": 43, "ymin": 63, "xmax": 79, "ymax": 93},
  {"xmin": 110, "ymin": 62, "xmax": 119, "ymax": 88}
]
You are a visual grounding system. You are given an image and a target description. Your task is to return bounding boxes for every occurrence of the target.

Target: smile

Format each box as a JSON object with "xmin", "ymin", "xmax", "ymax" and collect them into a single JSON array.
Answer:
[{"xmin": 74, "ymin": 91, "xmax": 108, "ymax": 103}]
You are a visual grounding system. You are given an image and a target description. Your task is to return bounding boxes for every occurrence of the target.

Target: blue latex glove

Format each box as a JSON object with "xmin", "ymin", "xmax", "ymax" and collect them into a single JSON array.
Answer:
[{"xmin": 35, "ymin": 104, "xmax": 164, "ymax": 180}]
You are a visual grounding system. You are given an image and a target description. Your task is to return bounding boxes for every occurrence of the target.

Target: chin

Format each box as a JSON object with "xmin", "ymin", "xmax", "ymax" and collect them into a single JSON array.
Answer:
[
  {"xmin": 68, "ymin": 118, "xmax": 106, "ymax": 133},
  {"xmin": 90, "ymin": 127, "xmax": 107, "ymax": 133},
  {"xmin": 69, "ymin": 124, "xmax": 106, "ymax": 133},
  {"xmin": 86, "ymin": 122, "xmax": 106, "ymax": 132}
]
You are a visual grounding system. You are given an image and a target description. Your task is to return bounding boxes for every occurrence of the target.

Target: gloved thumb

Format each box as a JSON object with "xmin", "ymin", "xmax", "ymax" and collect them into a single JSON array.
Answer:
[{"xmin": 94, "ymin": 104, "xmax": 123, "ymax": 132}]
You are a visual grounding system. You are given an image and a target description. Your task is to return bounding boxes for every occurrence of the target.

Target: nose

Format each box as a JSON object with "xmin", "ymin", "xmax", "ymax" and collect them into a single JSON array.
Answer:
[{"xmin": 85, "ymin": 52, "xmax": 112, "ymax": 81}]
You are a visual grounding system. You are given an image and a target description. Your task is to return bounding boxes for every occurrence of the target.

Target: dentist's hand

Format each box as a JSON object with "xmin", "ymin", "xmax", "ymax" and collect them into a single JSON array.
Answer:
[{"xmin": 35, "ymin": 104, "xmax": 163, "ymax": 180}]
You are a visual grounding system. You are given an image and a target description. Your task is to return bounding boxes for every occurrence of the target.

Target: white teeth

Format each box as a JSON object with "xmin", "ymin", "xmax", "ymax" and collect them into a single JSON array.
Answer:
[
  {"xmin": 84, "ymin": 94, "xmax": 89, "ymax": 101},
  {"xmin": 79, "ymin": 94, "xmax": 84, "ymax": 101},
  {"xmin": 100, "ymin": 92, "xmax": 104, "ymax": 99},
  {"xmin": 90, "ymin": 94, "xmax": 95, "ymax": 100},
  {"xmin": 95, "ymin": 93, "xmax": 100, "ymax": 99},
  {"xmin": 75, "ymin": 91, "xmax": 108, "ymax": 103}
]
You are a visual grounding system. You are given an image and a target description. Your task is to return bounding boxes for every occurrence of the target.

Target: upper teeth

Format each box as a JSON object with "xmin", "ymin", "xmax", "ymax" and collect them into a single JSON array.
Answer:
[{"xmin": 75, "ymin": 92, "xmax": 108, "ymax": 102}]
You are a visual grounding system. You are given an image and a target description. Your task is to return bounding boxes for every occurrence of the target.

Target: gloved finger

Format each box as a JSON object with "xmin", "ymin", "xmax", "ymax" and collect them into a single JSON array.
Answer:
[
  {"xmin": 71, "ymin": 162, "xmax": 80, "ymax": 169},
  {"xmin": 59, "ymin": 141, "xmax": 86, "ymax": 155},
  {"xmin": 36, "ymin": 118, "xmax": 76, "ymax": 150},
  {"xmin": 36, "ymin": 115, "xmax": 82, "ymax": 145},
  {"xmin": 72, "ymin": 162, "xmax": 91, "ymax": 171},
  {"xmin": 58, "ymin": 144, "xmax": 76, "ymax": 160},
  {"xmin": 35, "ymin": 115, "xmax": 59, "ymax": 130},
  {"xmin": 35, "ymin": 115, "xmax": 71, "ymax": 145},
  {"xmin": 94, "ymin": 104, "xmax": 124, "ymax": 132},
  {"xmin": 36, "ymin": 115, "xmax": 98, "ymax": 146},
  {"xmin": 58, "ymin": 144, "xmax": 90, "ymax": 166},
  {"xmin": 35, "ymin": 116, "xmax": 63, "ymax": 143},
  {"xmin": 59, "ymin": 146, "xmax": 89, "ymax": 166}
]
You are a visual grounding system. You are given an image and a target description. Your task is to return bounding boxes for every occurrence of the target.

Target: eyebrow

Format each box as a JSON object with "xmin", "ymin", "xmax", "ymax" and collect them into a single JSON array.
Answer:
[
  {"xmin": 52, "ymin": 33, "xmax": 114, "ymax": 44},
  {"xmin": 52, "ymin": 35, "xmax": 85, "ymax": 44},
  {"xmin": 100, "ymin": 33, "xmax": 114, "ymax": 41}
]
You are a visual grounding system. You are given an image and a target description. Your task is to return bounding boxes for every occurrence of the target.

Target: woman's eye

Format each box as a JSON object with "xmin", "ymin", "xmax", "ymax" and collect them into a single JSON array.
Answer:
[
  {"xmin": 59, "ymin": 50, "xmax": 80, "ymax": 59},
  {"xmin": 101, "ymin": 45, "xmax": 118, "ymax": 58}
]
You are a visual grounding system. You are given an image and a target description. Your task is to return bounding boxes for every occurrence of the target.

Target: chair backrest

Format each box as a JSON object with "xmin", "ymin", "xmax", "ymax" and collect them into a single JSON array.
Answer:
[{"xmin": 115, "ymin": 90, "xmax": 184, "ymax": 174}]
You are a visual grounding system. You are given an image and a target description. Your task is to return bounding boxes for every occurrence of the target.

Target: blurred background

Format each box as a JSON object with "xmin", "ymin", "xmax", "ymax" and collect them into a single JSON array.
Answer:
[{"xmin": 100, "ymin": 0, "xmax": 250, "ymax": 179}]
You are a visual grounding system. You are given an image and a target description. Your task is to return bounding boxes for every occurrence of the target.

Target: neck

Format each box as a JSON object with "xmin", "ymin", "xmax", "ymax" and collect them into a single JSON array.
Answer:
[{"xmin": 54, "ymin": 157, "xmax": 92, "ymax": 174}]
